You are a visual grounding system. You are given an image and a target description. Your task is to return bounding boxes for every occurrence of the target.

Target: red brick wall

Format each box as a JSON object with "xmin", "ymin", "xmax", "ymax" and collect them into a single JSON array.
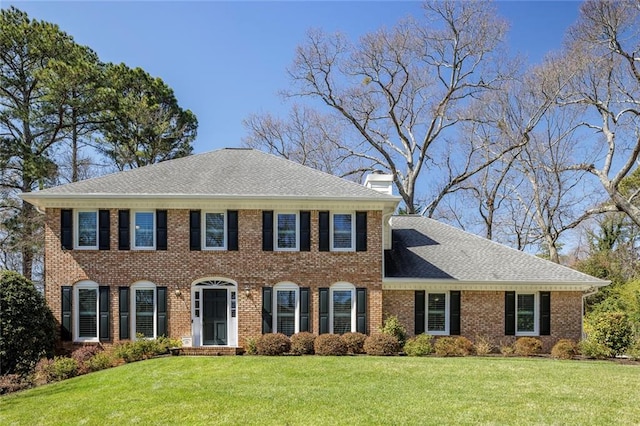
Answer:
[
  {"xmin": 383, "ymin": 289, "xmax": 584, "ymax": 352},
  {"xmin": 45, "ymin": 208, "xmax": 383, "ymax": 348}
]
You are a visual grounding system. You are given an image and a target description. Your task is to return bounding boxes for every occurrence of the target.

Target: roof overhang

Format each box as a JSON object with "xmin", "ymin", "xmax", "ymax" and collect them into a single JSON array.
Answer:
[{"xmin": 382, "ymin": 277, "xmax": 610, "ymax": 292}]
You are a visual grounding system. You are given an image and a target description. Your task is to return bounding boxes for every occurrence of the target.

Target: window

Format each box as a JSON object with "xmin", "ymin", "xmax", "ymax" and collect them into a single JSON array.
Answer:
[
  {"xmin": 204, "ymin": 212, "xmax": 226, "ymax": 249},
  {"xmin": 132, "ymin": 282, "xmax": 156, "ymax": 339},
  {"xmin": 76, "ymin": 210, "xmax": 98, "ymax": 249},
  {"xmin": 517, "ymin": 293, "xmax": 537, "ymax": 335},
  {"xmin": 74, "ymin": 281, "xmax": 99, "ymax": 342},
  {"xmin": 331, "ymin": 213, "xmax": 354, "ymax": 251},
  {"xmin": 273, "ymin": 282, "xmax": 299, "ymax": 336},
  {"xmin": 330, "ymin": 283, "xmax": 355, "ymax": 334},
  {"xmin": 426, "ymin": 293, "xmax": 448, "ymax": 335},
  {"xmin": 276, "ymin": 212, "xmax": 298, "ymax": 250},
  {"xmin": 133, "ymin": 211, "xmax": 155, "ymax": 249}
]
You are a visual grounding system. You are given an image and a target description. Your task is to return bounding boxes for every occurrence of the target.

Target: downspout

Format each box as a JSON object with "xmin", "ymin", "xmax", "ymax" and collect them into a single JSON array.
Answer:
[{"xmin": 381, "ymin": 212, "xmax": 395, "ymax": 283}]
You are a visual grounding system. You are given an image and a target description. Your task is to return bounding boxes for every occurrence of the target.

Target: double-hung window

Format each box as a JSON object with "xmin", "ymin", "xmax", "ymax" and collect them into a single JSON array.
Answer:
[
  {"xmin": 74, "ymin": 282, "xmax": 99, "ymax": 342},
  {"xmin": 204, "ymin": 212, "xmax": 226, "ymax": 249},
  {"xmin": 76, "ymin": 210, "xmax": 98, "ymax": 249},
  {"xmin": 330, "ymin": 283, "xmax": 356, "ymax": 334},
  {"xmin": 132, "ymin": 282, "xmax": 156, "ymax": 339},
  {"xmin": 516, "ymin": 293, "xmax": 537, "ymax": 335},
  {"xmin": 426, "ymin": 293, "xmax": 448, "ymax": 335},
  {"xmin": 331, "ymin": 213, "xmax": 354, "ymax": 251},
  {"xmin": 273, "ymin": 282, "xmax": 299, "ymax": 336},
  {"xmin": 133, "ymin": 211, "xmax": 155, "ymax": 249},
  {"xmin": 276, "ymin": 212, "xmax": 298, "ymax": 251}
]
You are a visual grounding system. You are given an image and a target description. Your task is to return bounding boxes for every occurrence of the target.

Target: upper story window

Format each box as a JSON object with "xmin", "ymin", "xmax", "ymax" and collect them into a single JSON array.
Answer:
[
  {"xmin": 204, "ymin": 212, "xmax": 226, "ymax": 250},
  {"xmin": 76, "ymin": 210, "xmax": 98, "ymax": 249},
  {"xmin": 133, "ymin": 211, "xmax": 155, "ymax": 249},
  {"xmin": 331, "ymin": 213, "xmax": 354, "ymax": 251},
  {"xmin": 276, "ymin": 212, "xmax": 298, "ymax": 251}
]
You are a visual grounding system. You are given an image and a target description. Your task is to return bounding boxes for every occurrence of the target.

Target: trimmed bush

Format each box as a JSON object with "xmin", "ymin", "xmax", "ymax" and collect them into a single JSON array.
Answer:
[
  {"xmin": 33, "ymin": 357, "xmax": 78, "ymax": 385},
  {"xmin": 434, "ymin": 336, "xmax": 474, "ymax": 357},
  {"xmin": 256, "ymin": 333, "xmax": 291, "ymax": 356},
  {"xmin": 0, "ymin": 271, "xmax": 57, "ymax": 375},
  {"xmin": 364, "ymin": 333, "xmax": 400, "ymax": 356},
  {"xmin": 551, "ymin": 339, "xmax": 577, "ymax": 360},
  {"xmin": 514, "ymin": 337, "xmax": 542, "ymax": 357},
  {"xmin": 0, "ymin": 374, "xmax": 30, "ymax": 395},
  {"xmin": 290, "ymin": 332, "xmax": 316, "ymax": 355},
  {"xmin": 585, "ymin": 312, "xmax": 633, "ymax": 356},
  {"xmin": 314, "ymin": 334, "xmax": 347, "ymax": 356},
  {"xmin": 71, "ymin": 346, "xmax": 103, "ymax": 374},
  {"xmin": 381, "ymin": 315, "xmax": 407, "ymax": 347},
  {"xmin": 579, "ymin": 338, "xmax": 612, "ymax": 359},
  {"xmin": 85, "ymin": 351, "xmax": 115, "ymax": 372},
  {"xmin": 403, "ymin": 334, "xmax": 433, "ymax": 357},
  {"xmin": 341, "ymin": 332, "xmax": 367, "ymax": 354}
]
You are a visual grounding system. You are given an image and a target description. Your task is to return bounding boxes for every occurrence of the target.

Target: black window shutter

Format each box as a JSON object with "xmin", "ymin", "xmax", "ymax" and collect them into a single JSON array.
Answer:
[
  {"xmin": 99, "ymin": 286, "xmax": 110, "ymax": 341},
  {"xmin": 540, "ymin": 291, "xmax": 551, "ymax": 336},
  {"xmin": 61, "ymin": 209, "xmax": 73, "ymax": 250},
  {"xmin": 300, "ymin": 287, "xmax": 310, "ymax": 332},
  {"xmin": 61, "ymin": 286, "xmax": 72, "ymax": 341},
  {"xmin": 156, "ymin": 210, "xmax": 168, "ymax": 250},
  {"xmin": 449, "ymin": 291, "xmax": 461, "ymax": 336},
  {"xmin": 356, "ymin": 212, "xmax": 367, "ymax": 252},
  {"xmin": 118, "ymin": 210, "xmax": 130, "ymax": 250},
  {"xmin": 262, "ymin": 211, "xmax": 274, "ymax": 251},
  {"xmin": 300, "ymin": 211, "xmax": 311, "ymax": 252},
  {"xmin": 119, "ymin": 287, "xmax": 130, "ymax": 340},
  {"xmin": 319, "ymin": 211, "xmax": 330, "ymax": 252},
  {"xmin": 356, "ymin": 288, "xmax": 367, "ymax": 334},
  {"xmin": 189, "ymin": 210, "xmax": 201, "ymax": 251},
  {"xmin": 415, "ymin": 290, "xmax": 426, "ymax": 335},
  {"xmin": 319, "ymin": 287, "xmax": 329, "ymax": 334},
  {"xmin": 262, "ymin": 287, "xmax": 273, "ymax": 334},
  {"xmin": 98, "ymin": 210, "xmax": 110, "ymax": 250},
  {"xmin": 157, "ymin": 287, "xmax": 168, "ymax": 337},
  {"xmin": 227, "ymin": 210, "xmax": 239, "ymax": 251},
  {"xmin": 505, "ymin": 291, "xmax": 516, "ymax": 336}
]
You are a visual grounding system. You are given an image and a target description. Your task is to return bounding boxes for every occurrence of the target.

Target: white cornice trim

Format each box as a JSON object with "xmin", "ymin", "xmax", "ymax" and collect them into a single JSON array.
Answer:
[{"xmin": 382, "ymin": 278, "xmax": 609, "ymax": 292}]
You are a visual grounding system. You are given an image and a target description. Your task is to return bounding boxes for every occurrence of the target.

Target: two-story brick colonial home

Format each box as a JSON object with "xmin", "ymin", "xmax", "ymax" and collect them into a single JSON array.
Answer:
[{"xmin": 22, "ymin": 148, "xmax": 607, "ymax": 353}]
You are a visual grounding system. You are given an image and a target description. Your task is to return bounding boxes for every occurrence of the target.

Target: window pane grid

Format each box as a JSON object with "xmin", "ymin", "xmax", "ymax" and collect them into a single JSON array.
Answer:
[
  {"xmin": 135, "ymin": 212, "xmax": 154, "ymax": 248},
  {"xmin": 427, "ymin": 293, "xmax": 446, "ymax": 332},
  {"xmin": 205, "ymin": 213, "xmax": 225, "ymax": 248},
  {"xmin": 517, "ymin": 294, "xmax": 535, "ymax": 333},
  {"xmin": 333, "ymin": 214, "xmax": 352, "ymax": 249},
  {"xmin": 78, "ymin": 212, "xmax": 97, "ymax": 247},
  {"xmin": 333, "ymin": 290, "xmax": 352, "ymax": 334},
  {"xmin": 277, "ymin": 214, "xmax": 297, "ymax": 249},
  {"xmin": 276, "ymin": 290, "xmax": 296, "ymax": 337},
  {"xmin": 135, "ymin": 289, "xmax": 155, "ymax": 338},
  {"xmin": 78, "ymin": 289, "xmax": 97, "ymax": 338}
]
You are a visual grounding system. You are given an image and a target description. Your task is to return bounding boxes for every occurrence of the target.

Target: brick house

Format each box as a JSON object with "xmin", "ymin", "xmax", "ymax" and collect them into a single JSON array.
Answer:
[{"xmin": 21, "ymin": 148, "xmax": 607, "ymax": 353}]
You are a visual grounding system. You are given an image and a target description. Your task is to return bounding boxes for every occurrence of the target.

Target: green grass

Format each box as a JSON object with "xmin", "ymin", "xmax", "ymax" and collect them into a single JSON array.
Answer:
[{"xmin": 2, "ymin": 356, "xmax": 639, "ymax": 425}]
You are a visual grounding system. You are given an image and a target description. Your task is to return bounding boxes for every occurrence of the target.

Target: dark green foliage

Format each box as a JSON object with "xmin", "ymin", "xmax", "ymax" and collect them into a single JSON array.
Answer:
[
  {"xmin": 434, "ymin": 336, "xmax": 474, "ymax": 357},
  {"xmin": 403, "ymin": 334, "xmax": 433, "ymax": 356},
  {"xmin": 256, "ymin": 333, "xmax": 291, "ymax": 356},
  {"xmin": 585, "ymin": 312, "xmax": 633, "ymax": 356},
  {"xmin": 314, "ymin": 334, "xmax": 347, "ymax": 356},
  {"xmin": 381, "ymin": 315, "xmax": 407, "ymax": 346},
  {"xmin": 340, "ymin": 332, "xmax": 367, "ymax": 354},
  {"xmin": 363, "ymin": 333, "xmax": 400, "ymax": 356},
  {"xmin": 290, "ymin": 332, "xmax": 316, "ymax": 355},
  {"xmin": 550, "ymin": 339, "xmax": 577, "ymax": 360},
  {"xmin": 0, "ymin": 271, "xmax": 56, "ymax": 375},
  {"xmin": 514, "ymin": 337, "xmax": 542, "ymax": 356}
]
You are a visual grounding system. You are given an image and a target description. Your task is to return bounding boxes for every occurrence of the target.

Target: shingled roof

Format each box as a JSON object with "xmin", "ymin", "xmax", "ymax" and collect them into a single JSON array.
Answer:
[
  {"xmin": 22, "ymin": 148, "xmax": 400, "ymax": 206},
  {"xmin": 385, "ymin": 216, "xmax": 607, "ymax": 286}
]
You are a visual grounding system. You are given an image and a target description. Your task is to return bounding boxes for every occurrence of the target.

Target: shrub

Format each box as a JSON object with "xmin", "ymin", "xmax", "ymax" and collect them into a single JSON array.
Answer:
[
  {"xmin": 474, "ymin": 335, "xmax": 495, "ymax": 356},
  {"xmin": 381, "ymin": 315, "xmax": 407, "ymax": 347},
  {"xmin": 0, "ymin": 374, "xmax": 30, "ymax": 395},
  {"xmin": 403, "ymin": 334, "xmax": 433, "ymax": 357},
  {"xmin": 290, "ymin": 332, "xmax": 316, "ymax": 355},
  {"xmin": 71, "ymin": 346, "xmax": 103, "ymax": 375},
  {"xmin": 85, "ymin": 351, "xmax": 115, "ymax": 372},
  {"xmin": 500, "ymin": 342, "xmax": 516, "ymax": 356},
  {"xmin": 155, "ymin": 336, "xmax": 183, "ymax": 354},
  {"xmin": 579, "ymin": 338, "xmax": 612, "ymax": 359},
  {"xmin": 33, "ymin": 357, "xmax": 78, "ymax": 385},
  {"xmin": 256, "ymin": 333, "xmax": 291, "ymax": 356},
  {"xmin": 514, "ymin": 337, "xmax": 542, "ymax": 357},
  {"xmin": 434, "ymin": 336, "xmax": 474, "ymax": 357},
  {"xmin": 551, "ymin": 339, "xmax": 577, "ymax": 360},
  {"xmin": 314, "ymin": 334, "xmax": 347, "ymax": 356},
  {"xmin": 113, "ymin": 341, "xmax": 146, "ymax": 363},
  {"xmin": 0, "ymin": 271, "xmax": 57, "ymax": 375},
  {"xmin": 626, "ymin": 337, "xmax": 640, "ymax": 361},
  {"xmin": 341, "ymin": 332, "xmax": 367, "ymax": 354},
  {"xmin": 585, "ymin": 312, "xmax": 633, "ymax": 356},
  {"xmin": 364, "ymin": 333, "xmax": 400, "ymax": 356},
  {"xmin": 244, "ymin": 337, "xmax": 258, "ymax": 355}
]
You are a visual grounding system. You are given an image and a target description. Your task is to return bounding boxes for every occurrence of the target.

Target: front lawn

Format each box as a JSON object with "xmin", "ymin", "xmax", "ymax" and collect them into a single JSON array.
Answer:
[{"xmin": 1, "ymin": 356, "xmax": 638, "ymax": 425}]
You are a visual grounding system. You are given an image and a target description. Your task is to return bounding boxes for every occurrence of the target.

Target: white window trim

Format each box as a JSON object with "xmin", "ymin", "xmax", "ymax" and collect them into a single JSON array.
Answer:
[
  {"xmin": 425, "ymin": 292, "xmax": 450, "ymax": 336},
  {"xmin": 516, "ymin": 292, "xmax": 539, "ymax": 336},
  {"xmin": 202, "ymin": 211, "xmax": 227, "ymax": 250},
  {"xmin": 329, "ymin": 282, "xmax": 356, "ymax": 334},
  {"xmin": 131, "ymin": 281, "xmax": 157, "ymax": 340},
  {"xmin": 74, "ymin": 210, "xmax": 98, "ymax": 250},
  {"xmin": 132, "ymin": 210, "xmax": 156, "ymax": 250},
  {"xmin": 273, "ymin": 282, "xmax": 299, "ymax": 335},
  {"xmin": 330, "ymin": 212, "xmax": 355, "ymax": 252},
  {"xmin": 274, "ymin": 212, "xmax": 299, "ymax": 251},
  {"xmin": 73, "ymin": 280, "xmax": 99, "ymax": 343}
]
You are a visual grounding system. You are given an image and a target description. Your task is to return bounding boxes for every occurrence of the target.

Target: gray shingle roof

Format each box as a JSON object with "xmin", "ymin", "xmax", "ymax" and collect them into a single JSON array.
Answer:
[
  {"xmin": 25, "ymin": 149, "xmax": 399, "ymax": 201},
  {"xmin": 385, "ymin": 216, "xmax": 606, "ymax": 284}
]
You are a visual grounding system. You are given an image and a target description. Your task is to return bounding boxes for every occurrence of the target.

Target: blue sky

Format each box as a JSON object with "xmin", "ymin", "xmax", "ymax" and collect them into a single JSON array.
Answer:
[{"xmin": 4, "ymin": 1, "xmax": 583, "ymax": 155}]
